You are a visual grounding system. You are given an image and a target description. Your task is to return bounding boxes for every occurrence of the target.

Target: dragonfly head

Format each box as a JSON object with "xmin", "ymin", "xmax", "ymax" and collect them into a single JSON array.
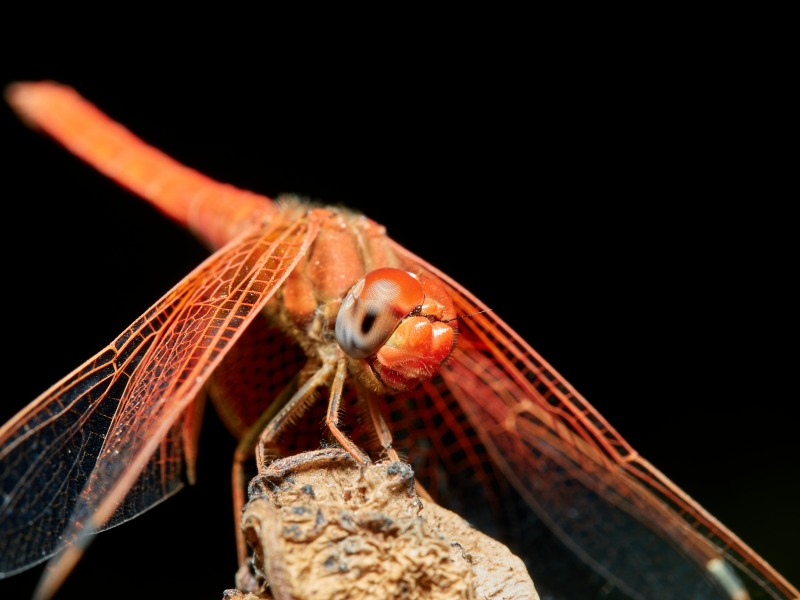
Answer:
[{"xmin": 335, "ymin": 268, "xmax": 457, "ymax": 392}]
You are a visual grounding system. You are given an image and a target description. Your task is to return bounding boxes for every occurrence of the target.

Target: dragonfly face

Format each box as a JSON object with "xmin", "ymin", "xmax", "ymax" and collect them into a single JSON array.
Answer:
[{"xmin": 0, "ymin": 80, "xmax": 797, "ymax": 599}]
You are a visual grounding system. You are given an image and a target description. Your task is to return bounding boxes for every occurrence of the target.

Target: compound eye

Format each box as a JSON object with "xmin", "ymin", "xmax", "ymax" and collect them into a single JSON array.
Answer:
[{"xmin": 335, "ymin": 268, "xmax": 424, "ymax": 358}]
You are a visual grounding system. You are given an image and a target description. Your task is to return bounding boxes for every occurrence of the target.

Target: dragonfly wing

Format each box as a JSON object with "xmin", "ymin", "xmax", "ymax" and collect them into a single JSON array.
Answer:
[
  {"xmin": 442, "ymin": 339, "xmax": 730, "ymax": 599},
  {"xmin": 389, "ymin": 240, "xmax": 797, "ymax": 600},
  {"xmin": 0, "ymin": 213, "xmax": 318, "ymax": 580}
]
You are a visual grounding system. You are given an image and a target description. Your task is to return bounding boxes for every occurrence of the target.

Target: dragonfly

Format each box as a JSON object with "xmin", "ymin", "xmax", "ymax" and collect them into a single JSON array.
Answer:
[{"xmin": 0, "ymin": 81, "xmax": 796, "ymax": 600}]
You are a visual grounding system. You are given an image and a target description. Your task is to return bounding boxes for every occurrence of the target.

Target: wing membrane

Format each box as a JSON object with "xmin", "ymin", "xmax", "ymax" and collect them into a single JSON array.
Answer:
[
  {"xmin": 390, "ymin": 239, "xmax": 797, "ymax": 600},
  {"xmin": 0, "ymin": 214, "xmax": 318, "ymax": 577}
]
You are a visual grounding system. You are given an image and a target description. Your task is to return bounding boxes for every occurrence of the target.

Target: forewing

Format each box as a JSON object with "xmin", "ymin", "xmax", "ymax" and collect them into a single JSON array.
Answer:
[
  {"xmin": 389, "ymin": 240, "xmax": 797, "ymax": 600},
  {"xmin": 0, "ymin": 214, "xmax": 318, "ymax": 578}
]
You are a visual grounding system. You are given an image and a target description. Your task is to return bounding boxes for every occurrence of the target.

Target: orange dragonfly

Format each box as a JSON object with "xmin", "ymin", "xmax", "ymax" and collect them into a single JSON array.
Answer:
[{"xmin": 0, "ymin": 81, "xmax": 796, "ymax": 600}]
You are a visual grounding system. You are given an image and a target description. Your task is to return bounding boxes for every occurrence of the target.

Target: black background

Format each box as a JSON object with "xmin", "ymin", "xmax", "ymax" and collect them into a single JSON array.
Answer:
[{"xmin": 0, "ymin": 23, "xmax": 796, "ymax": 599}]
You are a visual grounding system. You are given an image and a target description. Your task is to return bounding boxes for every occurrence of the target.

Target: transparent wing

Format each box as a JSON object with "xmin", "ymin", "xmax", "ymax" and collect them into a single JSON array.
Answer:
[
  {"xmin": 0, "ymin": 214, "xmax": 318, "ymax": 578},
  {"xmin": 389, "ymin": 239, "xmax": 798, "ymax": 600}
]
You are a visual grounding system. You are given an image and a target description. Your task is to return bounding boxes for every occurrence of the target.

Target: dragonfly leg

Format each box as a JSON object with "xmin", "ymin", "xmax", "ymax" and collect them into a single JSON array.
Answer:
[
  {"xmin": 230, "ymin": 374, "xmax": 300, "ymax": 568},
  {"xmin": 253, "ymin": 360, "xmax": 336, "ymax": 469},
  {"xmin": 231, "ymin": 360, "xmax": 339, "ymax": 581},
  {"xmin": 362, "ymin": 389, "xmax": 433, "ymax": 501},
  {"xmin": 323, "ymin": 358, "xmax": 370, "ymax": 465},
  {"xmin": 236, "ymin": 356, "xmax": 372, "ymax": 571},
  {"xmin": 363, "ymin": 388, "xmax": 400, "ymax": 461}
]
